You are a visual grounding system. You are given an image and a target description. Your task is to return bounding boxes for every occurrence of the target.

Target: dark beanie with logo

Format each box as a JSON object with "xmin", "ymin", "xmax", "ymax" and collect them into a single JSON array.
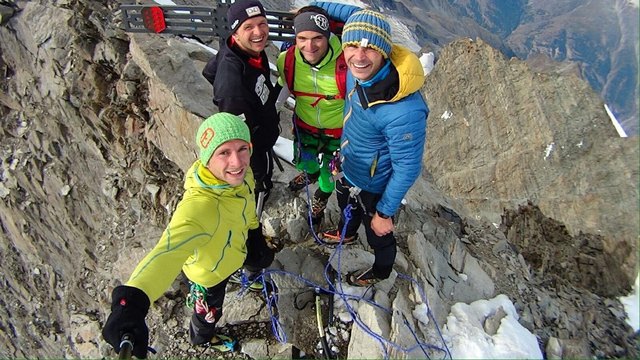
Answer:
[
  {"xmin": 227, "ymin": 0, "xmax": 267, "ymax": 31},
  {"xmin": 293, "ymin": 12, "xmax": 331, "ymax": 39}
]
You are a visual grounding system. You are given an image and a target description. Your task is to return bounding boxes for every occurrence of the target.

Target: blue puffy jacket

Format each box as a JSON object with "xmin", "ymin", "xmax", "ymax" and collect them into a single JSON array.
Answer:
[
  {"xmin": 312, "ymin": 1, "xmax": 359, "ymax": 22},
  {"xmin": 340, "ymin": 45, "xmax": 428, "ymax": 217}
]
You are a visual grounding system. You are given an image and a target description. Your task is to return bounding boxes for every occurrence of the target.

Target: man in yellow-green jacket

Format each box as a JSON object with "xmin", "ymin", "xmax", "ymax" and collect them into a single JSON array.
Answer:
[{"xmin": 101, "ymin": 113, "xmax": 274, "ymax": 357}]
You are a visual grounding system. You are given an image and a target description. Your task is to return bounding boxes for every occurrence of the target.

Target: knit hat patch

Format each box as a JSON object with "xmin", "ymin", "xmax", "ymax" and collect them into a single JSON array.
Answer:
[
  {"xmin": 294, "ymin": 12, "xmax": 330, "ymax": 39},
  {"xmin": 227, "ymin": 0, "xmax": 266, "ymax": 31},
  {"xmin": 196, "ymin": 112, "xmax": 251, "ymax": 165},
  {"xmin": 341, "ymin": 10, "xmax": 392, "ymax": 59}
]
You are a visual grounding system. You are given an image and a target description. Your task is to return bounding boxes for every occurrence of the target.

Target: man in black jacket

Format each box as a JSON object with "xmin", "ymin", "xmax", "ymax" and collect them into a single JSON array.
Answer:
[{"xmin": 202, "ymin": 0, "xmax": 281, "ymax": 203}]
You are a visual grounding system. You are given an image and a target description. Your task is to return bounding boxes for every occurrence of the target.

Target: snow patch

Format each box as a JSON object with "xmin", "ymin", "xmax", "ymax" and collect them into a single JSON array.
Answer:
[
  {"xmin": 544, "ymin": 142, "xmax": 555, "ymax": 160},
  {"xmin": 443, "ymin": 294, "xmax": 543, "ymax": 359},
  {"xmin": 619, "ymin": 274, "xmax": 640, "ymax": 332},
  {"xmin": 387, "ymin": 17, "xmax": 421, "ymax": 52},
  {"xmin": 420, "ymin": 52, "xmax": 435, "ymax": 75},
  {"xmin": 412, "ymin": 303, "xmax": 430, "ymax": 325},
  {"xmin": 604, "ymin": 104, "xmax": 628, "ymax": 137}
]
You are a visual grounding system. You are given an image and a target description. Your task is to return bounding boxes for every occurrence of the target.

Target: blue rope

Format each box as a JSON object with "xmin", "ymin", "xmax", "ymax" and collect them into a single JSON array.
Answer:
[
  {"xmin": 260, "ymin": 267, "xmax": 451, "ymax": 358},
  {"xmin": 280, "ymin": 125, "xmax": 451, "ymax": 357},
  {"xmin": 251, "ymin": 234, "xmax": 451, "ymax": 359},
  {"xmin": 397, "ymin": 272, "xmax": 452, "ymax": 359},
  {"xmin": 261, "ymin": 272, "xmax": 287, "ymax": 343}
]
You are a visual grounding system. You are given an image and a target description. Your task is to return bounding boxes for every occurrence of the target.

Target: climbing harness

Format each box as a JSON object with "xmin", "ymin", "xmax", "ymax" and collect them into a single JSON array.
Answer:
[{"xmin": 186, "ymin": 283, "xmax": 217, "ymax": 323}]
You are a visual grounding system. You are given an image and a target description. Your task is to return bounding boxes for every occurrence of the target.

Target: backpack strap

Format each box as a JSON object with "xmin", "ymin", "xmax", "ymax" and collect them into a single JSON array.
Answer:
[
  {"xmin": 284, "ymin": 46, "xmax": 296, "ymax": 93},
  {"xmin": 335, "ymin": 52, "xmax": 347, "ymax": 99},
  {"xmin": 329, "ymin": 19, "xmax": 345, "ymax": 37}
]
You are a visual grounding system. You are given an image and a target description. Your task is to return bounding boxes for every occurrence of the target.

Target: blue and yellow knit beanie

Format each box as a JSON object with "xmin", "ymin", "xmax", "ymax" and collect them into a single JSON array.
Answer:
[
  {"xmin": 196, "ymin": 112, "xmax": 251, "ymax": 165},
  {"xmin": 341, "ymin": 10, "xmax": 392, "ymax": 59}
]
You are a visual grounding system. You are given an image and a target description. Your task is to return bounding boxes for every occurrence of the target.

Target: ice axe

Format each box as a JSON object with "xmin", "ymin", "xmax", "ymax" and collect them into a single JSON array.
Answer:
[
  {"xmin": 256, "ymin": 190, "xmax": 266, "ymax": 219},
  {"xmin": 118, "ymin": 333, "xmax": 134, "ymax": 359}
]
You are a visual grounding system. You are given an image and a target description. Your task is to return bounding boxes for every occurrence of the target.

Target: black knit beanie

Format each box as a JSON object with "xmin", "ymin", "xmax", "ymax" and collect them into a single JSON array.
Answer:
[{"xmin": 227, "ymin": 0, "xmax": 267, "ymax": 31}]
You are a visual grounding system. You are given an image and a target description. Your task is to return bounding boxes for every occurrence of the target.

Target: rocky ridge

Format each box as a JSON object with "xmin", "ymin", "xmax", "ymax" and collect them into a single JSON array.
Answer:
[
  {"xmin": 0, "ymin": 1, "xmax": 637, "ymax": 359},
  {"xmin": 423, "ymin": 37, "xmax": 639, "ymax": 294}
]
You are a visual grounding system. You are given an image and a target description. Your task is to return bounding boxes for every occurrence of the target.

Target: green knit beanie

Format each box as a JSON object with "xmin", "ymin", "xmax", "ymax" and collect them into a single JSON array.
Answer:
[{"xmin": 196, "ymin": 113, "xmax": 251, "ymax": 165}]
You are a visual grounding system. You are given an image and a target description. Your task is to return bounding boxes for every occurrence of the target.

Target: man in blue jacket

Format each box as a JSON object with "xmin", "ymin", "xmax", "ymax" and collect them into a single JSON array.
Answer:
[{"xmin": 320, "ymin": 9, "xmax": 428, "ymax": 287}]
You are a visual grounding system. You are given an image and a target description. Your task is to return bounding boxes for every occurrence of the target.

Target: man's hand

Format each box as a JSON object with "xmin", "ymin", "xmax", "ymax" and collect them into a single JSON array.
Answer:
[
  {"xmin": 371, "ymin": 213, "xmax": 394, "ymax": 236},
  {"xmin": 102, "ymin": 285, "xmax": 150, "ymax": 359},
  {"xmin": 265, "ymin": 236, "xmax": 284, "ymax": 252},
  {"xmin": 246, "ymin": 227, "xmax": 276, "ymax": 268}
]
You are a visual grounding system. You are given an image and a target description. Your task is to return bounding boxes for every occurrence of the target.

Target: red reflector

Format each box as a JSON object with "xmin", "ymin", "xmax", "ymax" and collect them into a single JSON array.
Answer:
[{"xmin": 141, "ymin": 7, "xmax": 166, "ymax": 33}]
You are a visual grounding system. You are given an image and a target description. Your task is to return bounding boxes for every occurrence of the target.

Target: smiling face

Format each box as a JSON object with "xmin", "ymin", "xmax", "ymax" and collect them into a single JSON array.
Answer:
[
  {"xmin": 232, "ymin": 16, "xmax": 269, "ymax": 57},
  {"xmin": 295, "ymin": 30, "xmax": 329, "ymax": 65},
  {"xmin": 206, "ymin": 139, "xmax": 251, "ymax": 186},
  {"xmin": 342, "ymin": 44, "xmax": 385, "ymax": 81}
]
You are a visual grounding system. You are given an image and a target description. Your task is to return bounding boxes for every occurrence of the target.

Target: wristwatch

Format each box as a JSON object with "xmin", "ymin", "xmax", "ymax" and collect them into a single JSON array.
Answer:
[{"xmin": 376, "ymin": 210, "xmax": 390, "ymax": 219}]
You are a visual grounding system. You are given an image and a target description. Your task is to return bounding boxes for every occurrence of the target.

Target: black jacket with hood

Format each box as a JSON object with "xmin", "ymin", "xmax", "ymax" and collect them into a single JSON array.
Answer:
[{"xmin": 202, "ymin": 37, "xmax": 281, "ymax": 151}]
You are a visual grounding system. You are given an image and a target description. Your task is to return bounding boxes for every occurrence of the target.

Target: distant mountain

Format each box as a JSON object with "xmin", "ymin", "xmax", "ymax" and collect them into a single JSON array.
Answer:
[{"xmin": 368, "ymin": 0, "xmax": 639, "ymax": 135}]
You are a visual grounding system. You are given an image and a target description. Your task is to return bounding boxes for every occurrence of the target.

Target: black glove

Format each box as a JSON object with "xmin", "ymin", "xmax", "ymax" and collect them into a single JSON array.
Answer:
[
  {"xmin": 264, "ymin": 235, "xmax": 284, "ymax": 252},
  {"xmin": 102, "ymin": 285, "xmax": 150, "ymax": 359},
  {"xmin": 245, "ymin": 226, "xmax": 276, "ymax": 270}
]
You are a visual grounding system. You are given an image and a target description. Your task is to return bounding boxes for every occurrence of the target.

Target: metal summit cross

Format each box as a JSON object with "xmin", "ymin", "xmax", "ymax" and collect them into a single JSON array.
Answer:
[{"xmin": 119, "ymin": 1, "xmax": 295, "ymax": 41}]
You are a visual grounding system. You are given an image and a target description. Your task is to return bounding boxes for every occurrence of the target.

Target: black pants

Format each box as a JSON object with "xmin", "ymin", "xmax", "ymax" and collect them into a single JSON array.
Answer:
[
  {"xmin": 189, "ymin": 277, "xmax": 229, "ymax": 345},
  {"xmin": 251, "ymin": 147, "xmax": 273, "ymax": 202},
  {"xmin": 335, "ymin": 178, "xmax": 396, "ymax": 279},
  {"xmin": 188, "ymin": 230, "xmax": 275, "ymax": 345}
]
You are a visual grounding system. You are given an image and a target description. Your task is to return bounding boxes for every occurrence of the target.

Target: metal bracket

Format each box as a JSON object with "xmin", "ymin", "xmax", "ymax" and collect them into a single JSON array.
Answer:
[{"xmin": 120, "ymin": 4, "xmax": 295, "ymax": 41}]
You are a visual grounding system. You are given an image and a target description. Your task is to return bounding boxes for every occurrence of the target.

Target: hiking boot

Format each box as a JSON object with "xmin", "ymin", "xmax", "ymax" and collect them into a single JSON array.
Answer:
[
  {"xmin": 308, "ymin": 190, "xmax": 331, "ymax": 223},
  {"xmin": 347, "ymin": 267, "xmax": 381, "ymax": 287},
  {"xmin": 207, "ymin": 334, "xmax": 237, "ymax": 352},
  {"xmin": 320, "ymin": 229, "xmax": 358, "ymax": 245},
  {"xmin": 229, "ymin": 270, "xmax": 264, "ymax": 292},
  {"xmin": 288, "ymin": 172, "xmax": 319, "ymax": 192}
]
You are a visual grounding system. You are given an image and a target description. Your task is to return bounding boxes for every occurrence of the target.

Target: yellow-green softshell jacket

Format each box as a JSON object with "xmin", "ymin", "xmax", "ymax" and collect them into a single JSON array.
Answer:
[
  {"xmin": 126, "ymin": 160, "xmax": 259, "ymax": 302},
  {"xmin": 276, "ymin": 34, "xmax": 345, "ymax": 130}
]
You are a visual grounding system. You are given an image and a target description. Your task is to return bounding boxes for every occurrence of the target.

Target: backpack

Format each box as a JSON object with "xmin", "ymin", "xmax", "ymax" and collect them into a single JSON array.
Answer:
[{"xmin": 283, "ymin": 45, "xmax": 347, "ymax": 107}]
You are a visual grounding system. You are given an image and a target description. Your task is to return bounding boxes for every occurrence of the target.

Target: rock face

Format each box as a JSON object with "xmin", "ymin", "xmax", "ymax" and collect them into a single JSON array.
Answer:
[
  {"xmin": 423, "ymin": 38, "xmax": 638, "ymax": 286},
  {"xmin": 501, "ymin": 202, "xmax": 632, "ymax": 297},
  {"xmin": 0, "ymin": 1, "xmax": 637, "ymax": 359},
  {"xmin": 0, "ymin": 1, "xmax": 185, "ymax": 357}
]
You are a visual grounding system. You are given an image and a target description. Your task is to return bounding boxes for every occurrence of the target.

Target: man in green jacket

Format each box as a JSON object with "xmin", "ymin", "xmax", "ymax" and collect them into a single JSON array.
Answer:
[
  {"xmin": 276, "ymin": 5, "xmax": 345, "ymax": 224},
  {"xmin": 101, "ymin": 113, "xmax": 274, "ymax": 357}
]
